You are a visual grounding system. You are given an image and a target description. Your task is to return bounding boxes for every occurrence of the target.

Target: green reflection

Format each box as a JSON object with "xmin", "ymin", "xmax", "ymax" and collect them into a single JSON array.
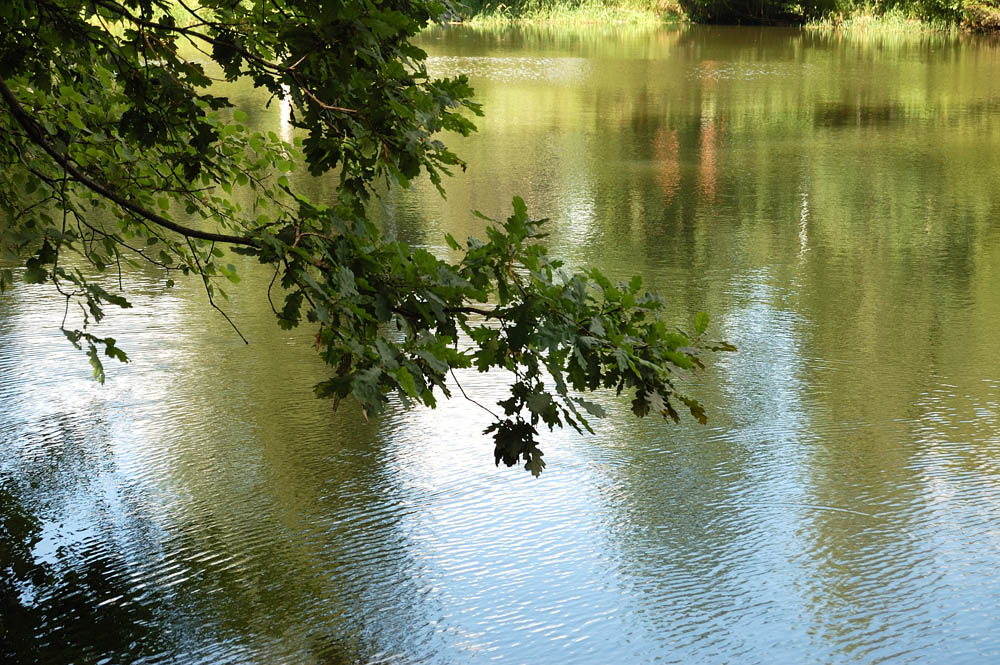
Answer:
[{"xmin": 4, "ymin": 21, "xmax": 1000, "ymax": 664}]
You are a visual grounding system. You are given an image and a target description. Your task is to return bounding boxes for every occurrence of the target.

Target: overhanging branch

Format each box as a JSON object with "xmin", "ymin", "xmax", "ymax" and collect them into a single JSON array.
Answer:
[
  {"xmin": 0, "ymin": 75, "xmax": 260, "ymax": 248},
  {"xmin": 93, "ymin": 0, "xmax": 295, "ymax": 76}
]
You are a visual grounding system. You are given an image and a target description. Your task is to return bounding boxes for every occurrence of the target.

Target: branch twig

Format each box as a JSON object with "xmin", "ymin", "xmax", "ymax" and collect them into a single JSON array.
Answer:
[
  {"xmin": 0, "ymin": 76, "xmax": 259, "ymax": 247},
  {"xmin": 450, "ymin": 368, "xmax": 499, "ymax": 420}
]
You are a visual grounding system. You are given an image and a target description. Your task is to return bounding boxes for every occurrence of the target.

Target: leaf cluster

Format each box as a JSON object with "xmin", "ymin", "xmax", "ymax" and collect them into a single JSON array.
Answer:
[
  {"xmin": 261, "ymin": 192, "xmax": 731, "ymax": 475},
  {"xmin": 0, "ymin": 0, "xmax": 733, "ymax": 473}
]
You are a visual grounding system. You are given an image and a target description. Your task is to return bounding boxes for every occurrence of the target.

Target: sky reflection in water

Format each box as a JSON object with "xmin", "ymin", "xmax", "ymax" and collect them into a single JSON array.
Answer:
[{"xmin": 3, "ymin": 23, "xmax": 1000, "ymax": 665}]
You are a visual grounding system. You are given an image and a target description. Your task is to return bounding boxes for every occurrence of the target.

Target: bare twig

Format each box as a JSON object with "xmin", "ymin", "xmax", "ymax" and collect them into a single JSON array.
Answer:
[
  {"xmin": 450, "ymin": 368, "xmax": 500, "ymax": 420},
  {"xmin": 185, "ymin": 237, "xmax": 249, "ymax": 344}
]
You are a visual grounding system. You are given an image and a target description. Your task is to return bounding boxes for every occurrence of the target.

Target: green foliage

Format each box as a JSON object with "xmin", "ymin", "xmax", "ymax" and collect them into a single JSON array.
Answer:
[
  {"xmin": 677, "ymin": 0, "xmax": 836, "ymax": 24},
  {"xmin": 458, "ymin": 0, "xmax": 993, "ymax": 28},
  {"xmin": 0, "ymin": 0, "xmax": 731, "ymax": 473},
  {"xmin": 962, "ymin": 1, "xmax": 1000, "ymax": 30},
  {"xmin": 676, "ymin": 0, "xmax": 976, "ymax": 26},
  {"xmin": 461, "ymin": 0, "xmax": 683, "ymax": 24}
]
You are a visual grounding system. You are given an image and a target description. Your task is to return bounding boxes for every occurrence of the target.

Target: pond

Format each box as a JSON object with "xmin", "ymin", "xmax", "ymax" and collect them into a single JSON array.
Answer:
[{"xmin": 3, "ymin": 23, "xmax": 1000, "ymax": 664}]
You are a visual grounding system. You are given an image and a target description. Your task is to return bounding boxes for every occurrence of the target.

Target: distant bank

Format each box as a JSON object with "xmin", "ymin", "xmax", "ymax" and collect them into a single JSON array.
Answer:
[{"xmin": 457, "ymin": 0, "xmax": 1000, "ymax": 32}]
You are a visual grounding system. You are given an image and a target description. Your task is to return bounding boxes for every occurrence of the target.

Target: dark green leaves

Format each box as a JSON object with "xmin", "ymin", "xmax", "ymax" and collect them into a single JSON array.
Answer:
[
  {"xmin": 22, "ymin": 239, "xmax": 57, "ymax": 283},
  {"xmin": 62, "ymin": 329, "xmax": 129, "ymax": 383},
  {"xmin": 257, "ymin": 192, "xmax": 728, "ymax": 474},
  {"xmin": 0, "ymin": 0, "xmax": 732, "ymax": 475},
  {"xmin": 486, "ymin": 418, "xmax": 545, "ymax": 477},
  {"xmin": 396, "ymin": 366, "xmax": 418, "ymax": 398}
]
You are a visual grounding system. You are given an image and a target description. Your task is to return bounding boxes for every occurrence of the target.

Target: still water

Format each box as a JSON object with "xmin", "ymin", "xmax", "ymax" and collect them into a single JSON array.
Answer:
[{"xmin": 3, "ymin": 23, "xmax": 1000, "ymax": 664}]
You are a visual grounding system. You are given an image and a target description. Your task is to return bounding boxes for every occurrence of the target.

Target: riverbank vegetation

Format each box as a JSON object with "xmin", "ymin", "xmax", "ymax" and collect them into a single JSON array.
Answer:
[
  {"xmin": 461, "ymin": 0, "xmax": 682, "ymax": 25},
  {"xmin": 460, "ymin": 0, "xmax": 1000, "ymax": 31}
]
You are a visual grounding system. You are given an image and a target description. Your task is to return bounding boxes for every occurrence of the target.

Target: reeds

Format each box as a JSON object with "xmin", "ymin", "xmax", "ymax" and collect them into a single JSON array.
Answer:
[{"xmin": 462, "ymin": 0, "xmax": 684, "ymax": 26}]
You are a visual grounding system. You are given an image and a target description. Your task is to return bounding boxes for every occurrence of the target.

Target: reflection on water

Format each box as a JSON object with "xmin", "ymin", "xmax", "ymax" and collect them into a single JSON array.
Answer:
[
  {"xmin": 429, "ymin": 55, "xmax": 590, "ymax": 83},
  {"xmin": 4, "ymin": 23, "xmax": 1000, "ymax": 664}
]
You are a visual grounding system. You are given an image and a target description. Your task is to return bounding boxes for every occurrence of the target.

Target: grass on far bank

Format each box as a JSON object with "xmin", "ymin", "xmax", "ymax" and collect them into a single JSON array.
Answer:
[
  {"xmin": 461, "ymin": 0, "xmax": 1000, "ymax": 32},
  {"xmin": 806, "ymin": 4, "xmax": 1000, "ymax": 34},
  {"xmin": 805, "ymin": 7, "xmax": 961, "ymax": 34},
  {"xmin": 147, "ymin": 0, "xmax": 1000, "ymax": 34},
  {"xmin": 461, "ymin": 0, "xmax": 685, "ymax": 25}
]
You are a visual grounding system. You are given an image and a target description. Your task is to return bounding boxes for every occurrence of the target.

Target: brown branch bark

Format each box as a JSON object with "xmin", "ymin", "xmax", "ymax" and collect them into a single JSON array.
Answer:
[{"xmin": 0, "ymin": 76, "xmax": 259, "ymax": 248}]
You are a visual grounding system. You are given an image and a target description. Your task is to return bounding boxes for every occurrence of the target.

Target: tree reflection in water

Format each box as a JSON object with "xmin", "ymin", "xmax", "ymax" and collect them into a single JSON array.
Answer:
[{"xmin": 1, "ymin": 483, "xmax": 166, "ymax": 664}]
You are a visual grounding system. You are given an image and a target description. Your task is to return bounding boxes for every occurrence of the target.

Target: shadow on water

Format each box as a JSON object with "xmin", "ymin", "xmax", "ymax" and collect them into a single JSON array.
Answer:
[
  {"xmin": 0, "ymin": 286, "xmax": 387, "ymax": 664},
  {"xmin": 1, "ymin": 481, "xmax": 167, "ymax": 664},
  {"xmin": 0, "ymin": 382, "xmax": 168, "ymax": 662}
]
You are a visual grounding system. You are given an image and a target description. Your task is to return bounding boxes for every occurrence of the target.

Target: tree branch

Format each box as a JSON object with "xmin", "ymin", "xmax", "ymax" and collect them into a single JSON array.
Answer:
[
  {"xmin": 0, "ymin": 75, "xmax": 259, "ymax": 248},
  {"xmin": 92, "ymin": 0, "xmax": 295, "ymax": 76}
]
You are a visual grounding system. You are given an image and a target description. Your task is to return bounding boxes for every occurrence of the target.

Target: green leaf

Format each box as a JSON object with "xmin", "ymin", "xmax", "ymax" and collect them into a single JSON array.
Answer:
[
  {"xmin": 576, "ymin": 398, "xmax": 607, "ymax": 418},
  {"xmin": 525, "ymin": 448, "xmax": 545, "ymax": 477},
  {"xmin": 526, "ymin": 391, "xmax": 551, "ymax": 414},
  {"xmin": 61, "ymin": 328, "xmax": 83, "ymax": 349},
  {"xmin": 695, "ymin": 311, "xmax": 710, "ymax": 336},
  {"xmin": 631, "ymin": 393, "xmax": 650, "ymax": 418},
  {"xmin": 512, "ymin": 195, "xmax": 527, "ymax": 220},
  {"xmin": 23, "ymin": 263, "xmax": 48, "ymax": 284},
  {"xmin": 664, "ymin": 349, "xmax": 694, "ymax": 370},
  {"xmin": 396, "ymin": 367, "xmax": 417, "ymax": 397},
  {"xmin": 681, "ymin": 395, "xmax": 708, "ymax": 425},
  {"xmin": 219, "ymin": 263, "xmax": 240, "ymax": 284},
  {"xmin": 665, "ymin": 332, "xmax": 689, "ymax": 349},
  {"xmin": 87, "ymin": 343, "xmax": 106, "ymax": 384}
]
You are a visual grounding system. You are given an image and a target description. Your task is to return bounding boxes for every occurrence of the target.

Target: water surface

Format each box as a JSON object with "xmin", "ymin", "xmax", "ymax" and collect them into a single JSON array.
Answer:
[{"xmin": 3, "ymin": 23, "xmax": 1000, "ymax": 664}]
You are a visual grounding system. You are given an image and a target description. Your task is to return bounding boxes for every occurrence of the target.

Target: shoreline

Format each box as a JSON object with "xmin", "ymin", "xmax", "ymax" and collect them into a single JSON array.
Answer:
[{"xmin": 459, "ymin": 3, "xmax": 999, "ymax": 33}]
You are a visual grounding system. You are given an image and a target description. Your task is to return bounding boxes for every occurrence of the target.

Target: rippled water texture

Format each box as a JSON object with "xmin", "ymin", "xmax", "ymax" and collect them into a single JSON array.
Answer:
[{"xmin": 3, "ymin": 24, "xmax": 1000, "ymax": 664}]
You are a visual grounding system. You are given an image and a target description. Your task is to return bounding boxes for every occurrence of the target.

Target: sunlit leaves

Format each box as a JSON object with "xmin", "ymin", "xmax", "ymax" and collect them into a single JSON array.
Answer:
[
  {"xmin": 0, "ymin": 0, "xmax": 732, "ymax": 474},
  {"xmin": 695, "ymin": 310, "xmax": 710, "ymax": 336},
  {"xmin": 61, "ymin": 328, "xmax": 129, "ymax": 383},
  {"xmin": 267, "ymin": 193, "xmax": 731, "ymax": 474}
]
